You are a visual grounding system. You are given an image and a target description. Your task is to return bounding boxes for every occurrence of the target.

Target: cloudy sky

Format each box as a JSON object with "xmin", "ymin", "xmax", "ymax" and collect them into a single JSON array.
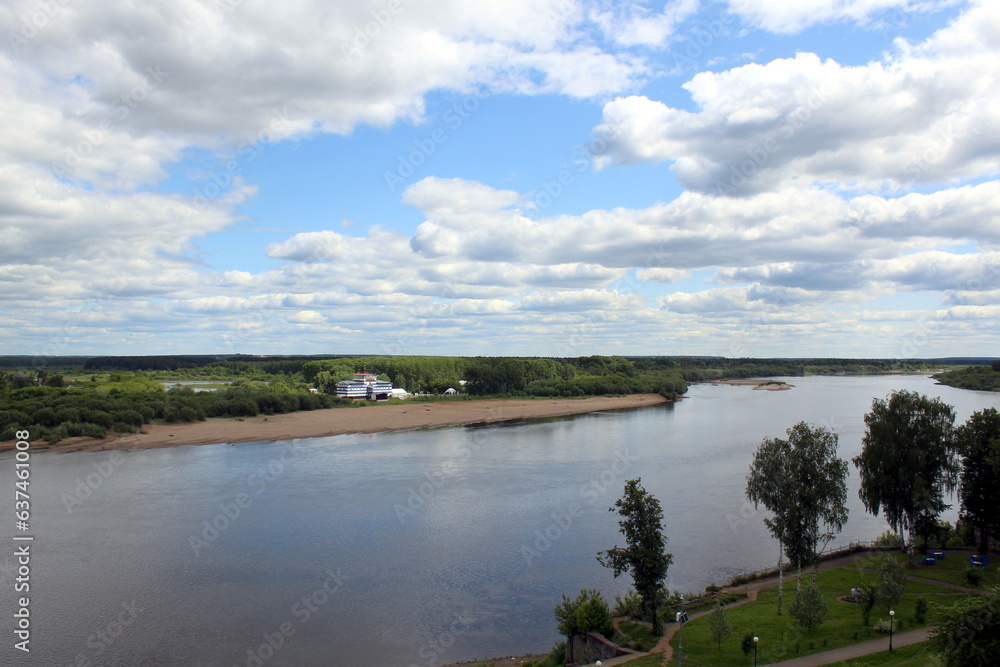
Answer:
[{"xmin": 3, "ymin": 0, "xmax": 999, "ymax": 358}]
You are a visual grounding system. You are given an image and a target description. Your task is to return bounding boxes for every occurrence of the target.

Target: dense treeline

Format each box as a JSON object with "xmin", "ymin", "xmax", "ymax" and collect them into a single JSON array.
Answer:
[
  {"xmin": 304, "ymin": 355, "xmax": 469, "ymax": 394},
  {"xmin": 0, "ymin": 374, "xmax": 341, "ymax": 443},
  {"xmin": 82, "ymin": 354, "xmax": 335, "ymax": 377},
  {"xmin": 303, "ymin": 355, "xmax": 690, "ymax": 398},
  {"xmin": 933, "ymin": 363, "xmax": 1000, "ymax": 392}
]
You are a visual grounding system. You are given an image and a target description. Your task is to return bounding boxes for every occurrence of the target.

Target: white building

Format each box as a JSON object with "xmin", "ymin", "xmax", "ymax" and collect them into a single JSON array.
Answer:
[{"xmin": 335, "ymin": 372, "xmax": 392, "ymax": 401}]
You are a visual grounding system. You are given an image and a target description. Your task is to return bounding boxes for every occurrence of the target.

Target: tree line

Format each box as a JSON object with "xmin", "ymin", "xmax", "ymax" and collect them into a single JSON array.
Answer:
[{"xmin": 0, "ymin": 375, "xmax": 342, "ymax": 443}]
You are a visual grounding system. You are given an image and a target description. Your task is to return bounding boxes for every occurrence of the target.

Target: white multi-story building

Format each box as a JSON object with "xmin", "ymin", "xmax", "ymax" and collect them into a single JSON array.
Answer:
[{"xmin": 335, "ymin": 372, "xmax": 392, "ymax": 401}]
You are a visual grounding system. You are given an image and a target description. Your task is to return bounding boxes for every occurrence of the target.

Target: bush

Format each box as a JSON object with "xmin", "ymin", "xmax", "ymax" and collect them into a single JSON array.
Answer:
[
  {"xmin": 33, "ymin": 407, "xmax": 58, "ymax": 427},
  {"xmin": 0, "ymin": 409, "xmax": 32, "ymax": 431},
  {"xmin": 915, "ymin": 597, "xmax": 929, "ymax": 624},
  {"xmin": 874, "ymin": 530, "xmax": 903, "ymax": 547},
  {"xmin": 874, "ymin": 617, "xmax": 903, "ymax": 634},
  {"xmin": 111, "ymin": 409, "xmax": 145, "ymax": 428},
  {"xmin": 226, "ymin": 398, "xmax": 259, "ymax": 417},
  {"xmin": 790, "ymin": 580, "xmax": 828, "ymax": 631},
  {"xmin": 965, "ymin": 567, "xmax": 984, "ymax": 587},
  {"xmin": 613, "ymin": 588, "xmax": 643, "ymax": 618}
]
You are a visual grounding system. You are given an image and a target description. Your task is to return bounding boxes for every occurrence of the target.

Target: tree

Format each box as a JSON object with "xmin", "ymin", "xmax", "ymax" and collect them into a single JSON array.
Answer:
[
  {"xmin": 789, "ymin": 579, "xmax": 828, "ymax": 631},
  {"xmin": 956, "ymin": 408, "xmax": 1000, "ymax": 553},
  {"xmin": 858, "ymin": 582, "xmax": 877, "ymax": 627},
  {"xmin": 597, "ymin": 478, "xmax": 673, "ymax": 634},
  {"xmin": 708, "ymin": 602, "xmax": 733, "ymax": 648},
  {"xmin": 875, "ymin": 555, "xmax": 906, "ymax": 612},
  {"xmin": 746, "ymin": 422, "xmax": 849, "ymax": 614},
  {"xmin": 854, "ymin": 390, "xmax": 958, "ymax": 565},
  {"xmin": 928, "ymin": 586, "xmax": 1000, "ymax": 666},
  {"xmin": 554, "ymin": 589, "xmax": 613, "ymax": 664}
]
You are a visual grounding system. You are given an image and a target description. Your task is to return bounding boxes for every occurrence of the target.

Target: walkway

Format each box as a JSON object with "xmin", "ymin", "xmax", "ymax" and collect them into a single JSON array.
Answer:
[{"xmin": 767, "ymin": 627, "xmax": 930, "ymax": 666}]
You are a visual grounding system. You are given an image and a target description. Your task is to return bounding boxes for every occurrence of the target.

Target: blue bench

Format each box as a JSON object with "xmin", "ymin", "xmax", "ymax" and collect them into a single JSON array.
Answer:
[{"xmin": 920, "ymin": 556, "xmax": 936, "ymax": 565}]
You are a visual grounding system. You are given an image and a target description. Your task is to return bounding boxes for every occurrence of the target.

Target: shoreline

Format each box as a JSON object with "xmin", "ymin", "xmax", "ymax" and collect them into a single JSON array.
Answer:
[{"xmin": 2, "ymin": 394, "xmax": 671, "ymax": 454}]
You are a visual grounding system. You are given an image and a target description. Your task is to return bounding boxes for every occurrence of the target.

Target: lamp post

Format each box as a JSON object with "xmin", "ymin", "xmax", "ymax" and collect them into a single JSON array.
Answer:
[
  {"xmin": 753, "ymin": 636, "xmax": 759, "ymax": 667},
  {"xmin": 889, "ymin": 610, "xmax": 895, "ymax": 651},
  {"xmin": 676, "ymin": 594, "xmax": 687, "ymax": 667}
]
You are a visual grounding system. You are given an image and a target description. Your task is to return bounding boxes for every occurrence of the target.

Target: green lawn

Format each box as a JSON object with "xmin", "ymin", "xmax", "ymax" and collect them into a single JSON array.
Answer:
[
  {"xmin": 856, "ymin": 550, "xmax": 998, "ymax": 589},
  {"xmin": 665, "ymin": 567, "xmax": 967, "ymax": 666},
  {"xmin": 826, "ymin": 641, "xmax": 935, "ymax": 666}
]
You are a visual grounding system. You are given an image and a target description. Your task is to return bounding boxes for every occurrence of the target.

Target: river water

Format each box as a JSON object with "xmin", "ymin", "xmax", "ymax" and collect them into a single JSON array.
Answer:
[{"xmin": 1, "ymin": 374, "xmax": 997, "ymax": 666}]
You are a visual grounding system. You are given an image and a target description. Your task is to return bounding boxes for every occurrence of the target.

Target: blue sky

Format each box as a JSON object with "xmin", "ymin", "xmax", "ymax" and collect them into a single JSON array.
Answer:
[{"xmin": 2, "ymin": 0, "xmax": 999, "ymax": 358}]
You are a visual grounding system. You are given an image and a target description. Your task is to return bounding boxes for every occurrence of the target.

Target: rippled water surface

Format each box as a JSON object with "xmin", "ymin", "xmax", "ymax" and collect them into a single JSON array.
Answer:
[{"xmin": 1, "ymin": 375, "xmax": 997, "ymax": 666}]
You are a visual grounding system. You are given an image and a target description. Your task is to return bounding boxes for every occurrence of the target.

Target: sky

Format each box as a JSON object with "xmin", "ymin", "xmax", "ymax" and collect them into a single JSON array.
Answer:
[{"xmin": 2, "ymin": 0, "xmax": 1000, "ymax": 359}]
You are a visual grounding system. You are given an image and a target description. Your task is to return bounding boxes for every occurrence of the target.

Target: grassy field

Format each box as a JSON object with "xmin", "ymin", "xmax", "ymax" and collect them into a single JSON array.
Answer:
[
  {"xmin": 826, "ymin": 641, "xmax": 935, "ymax": 666},
  {"xmin": 855, "ymin": 550, "xmax": 997, "ymax": 589},
  {"xmin": 664, "ymin": 566, "xmax": 965, "ymax": 666}
]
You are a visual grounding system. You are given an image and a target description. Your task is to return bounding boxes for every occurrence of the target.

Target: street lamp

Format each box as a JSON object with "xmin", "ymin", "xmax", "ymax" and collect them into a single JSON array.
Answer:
[
  {"xmin": 753, "ymin": 635, "xmax": 759, "ymax": 667},
  {"xmin": 889, "ymin": 610, "xmax": 895, "ymax": 651},
  {"xmin": 676, "ymin": 594, "xmax": 688, "ymax": 667}
]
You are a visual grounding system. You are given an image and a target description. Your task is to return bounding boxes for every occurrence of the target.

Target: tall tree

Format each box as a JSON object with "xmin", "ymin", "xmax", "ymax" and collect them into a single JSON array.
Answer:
[
  {"xmin": 956, "ymin": 408, "xmax": 1000, "ymax": 553},
  {"xmin": 597, "ymin": 478, "xmax": 673, "ymax": 634},
  {"xmin": 746, "ymin": 433, "xmax": 793, "ymax": 614},
  {"xmin": 747, "ymin": 422, "xmax": 849, "ymax": 613},
  {"xmin": 875, "ymin": 555, "xmax": 906, "ymax": 612},
  {"xmin": 854, "ymin": 390, "xmax": 958, "ymax": 565}
]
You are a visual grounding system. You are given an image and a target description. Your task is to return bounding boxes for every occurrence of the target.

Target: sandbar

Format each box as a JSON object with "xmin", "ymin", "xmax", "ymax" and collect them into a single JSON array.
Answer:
[{"xmin": 711, "ymin": 379, "xmax": 794, "ymax": 391}]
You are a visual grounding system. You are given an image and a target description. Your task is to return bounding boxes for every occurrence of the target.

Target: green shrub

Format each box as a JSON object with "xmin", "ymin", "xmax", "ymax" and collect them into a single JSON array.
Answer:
[
  {"xmin": 915, "ymin": 597, "xmax": 929, "ymax": 624},
  {"xmin": 33, "ymin": 407, "xmax": 57, "ymax": 427},
  {"xmin": 874, "ymin": 530, "xmax": 902, "ymax": 547},
  {"xmin": 0, "ymin": 409, "xmax": 32, "ymax": 431},
  {"xmin": 965, "ymin": 567, "xmax": 984, "ymax": 587}
]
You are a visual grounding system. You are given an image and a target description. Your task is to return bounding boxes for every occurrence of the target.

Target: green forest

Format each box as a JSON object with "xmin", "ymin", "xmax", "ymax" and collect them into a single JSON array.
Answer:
[
  {"xmin": 0, "ymin": 354, "xmax": 974, "ymax": 445},
  {"xmin": 933, "ymin": 362, "xmax": 1000, "ymax": 392}
]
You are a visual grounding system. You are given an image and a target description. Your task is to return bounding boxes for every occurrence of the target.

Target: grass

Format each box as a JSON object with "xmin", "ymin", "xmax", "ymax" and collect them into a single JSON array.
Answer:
[
  {"xmin": 616, "ymin": 620, "xmax": 661, "ymax": 652},
  {"xmin": 665, "ymin": 566, "xmax": 968, "ymax": 666},
  {"xmin": 826, "ymin": 641, "xmax": 936, "ymax": 666},
  {"xmin": 856, "ymin": 550, "xmax": 999, "ymax": 589}
]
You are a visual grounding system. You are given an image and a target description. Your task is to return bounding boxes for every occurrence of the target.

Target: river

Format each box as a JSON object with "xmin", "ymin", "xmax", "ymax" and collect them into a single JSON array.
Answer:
[{"xmin": 1, "ymin": 374, "xmax": 997, "ymax": 666}]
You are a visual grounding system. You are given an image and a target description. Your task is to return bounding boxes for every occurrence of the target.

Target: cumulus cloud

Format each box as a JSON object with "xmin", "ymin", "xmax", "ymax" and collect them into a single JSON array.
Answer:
[
  {"xmin": 591, "ymin": 0, "xmax": 700, "ymax": 47},
  {"xmin": 593, "ymin": 2, "xmax": 1000, "ymax": 195}
]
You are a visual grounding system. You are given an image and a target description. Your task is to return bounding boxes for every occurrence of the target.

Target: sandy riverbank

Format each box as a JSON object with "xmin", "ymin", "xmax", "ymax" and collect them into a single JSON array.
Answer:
[{"xmin": 5, "ymin": 394, "xmax": 671, "ymax": 454}]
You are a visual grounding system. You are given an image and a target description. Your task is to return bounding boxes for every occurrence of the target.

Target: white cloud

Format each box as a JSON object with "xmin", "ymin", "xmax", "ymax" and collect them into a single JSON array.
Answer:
[
  {"xmin": 593, "ymin": 2, "xmax": 1000, "ymax": 194},
  {"xmin": 591, "ymin": 0, "xmax": 700, "ymax": 47}
]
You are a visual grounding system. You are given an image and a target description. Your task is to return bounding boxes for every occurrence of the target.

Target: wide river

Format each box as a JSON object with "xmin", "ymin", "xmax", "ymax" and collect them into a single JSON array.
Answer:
[{"xmin": 2, "ymin": 374, "xmax": 998, "ymax": 666}]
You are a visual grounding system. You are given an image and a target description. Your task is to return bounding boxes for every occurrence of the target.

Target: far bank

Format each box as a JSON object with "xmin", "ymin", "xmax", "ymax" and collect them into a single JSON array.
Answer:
[{"xmin": 4, "ymin": 394, "xmax": 671, "ymax": 454}]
